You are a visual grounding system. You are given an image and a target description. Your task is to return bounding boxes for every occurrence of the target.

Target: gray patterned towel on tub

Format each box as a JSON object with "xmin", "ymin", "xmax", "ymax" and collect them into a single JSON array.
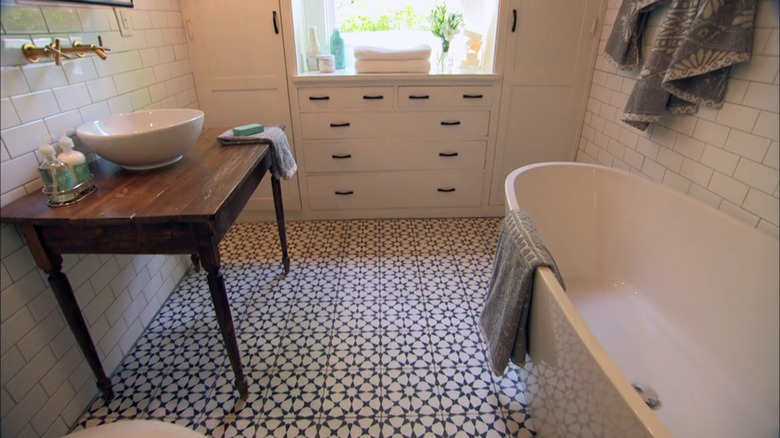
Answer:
[
  {"xmin": 479, "ymin": 209, "xmax": 565, "ymax": 376},
  {"xmin": 217, "ymin": 126, "xmax": 298, "ymax": 180}
]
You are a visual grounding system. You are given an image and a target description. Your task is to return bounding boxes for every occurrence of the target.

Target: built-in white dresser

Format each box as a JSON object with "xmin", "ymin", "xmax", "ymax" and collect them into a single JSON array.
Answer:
[{"xmin": 290, "ymin": 77, "xmax": 503, "ymax": 219}]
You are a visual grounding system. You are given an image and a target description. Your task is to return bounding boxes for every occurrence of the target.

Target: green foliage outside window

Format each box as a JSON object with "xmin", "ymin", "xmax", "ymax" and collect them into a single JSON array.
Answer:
[{"xmin": 338, "ymin": 5, "xmax": 427, "ymax": 32}]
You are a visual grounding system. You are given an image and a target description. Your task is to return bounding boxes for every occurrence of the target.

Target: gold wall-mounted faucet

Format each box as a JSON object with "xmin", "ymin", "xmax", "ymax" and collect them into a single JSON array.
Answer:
[{"xmin": 22, "ymin": 36, "xmax": 111, "ymax": 65}]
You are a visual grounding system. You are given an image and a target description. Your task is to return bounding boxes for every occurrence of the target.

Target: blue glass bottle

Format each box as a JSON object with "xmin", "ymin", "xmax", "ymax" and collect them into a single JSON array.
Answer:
[{"xmin": 330, "ymin": 28, "xmax": 345, "ymax": 69}]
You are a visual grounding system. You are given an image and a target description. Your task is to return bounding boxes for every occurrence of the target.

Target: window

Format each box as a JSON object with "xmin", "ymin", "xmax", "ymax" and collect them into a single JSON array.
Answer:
[{"xmin": 294, "ymin": 0, "xmax": 498, "ymax": 74}]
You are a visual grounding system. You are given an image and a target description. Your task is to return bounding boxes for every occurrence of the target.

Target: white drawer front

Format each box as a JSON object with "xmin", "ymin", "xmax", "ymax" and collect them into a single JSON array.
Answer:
[
  {"xmin": 397, "ymin": 111, "xmax": 490, "ymax": 140},
  {"xmin": 398, "ymin": 86, "xmax": 493, "ymax": 108},
  {"xmin": 307, "ymin": 172, "xmax": 483, "ymax": 210},
  {"xmin": 299, "ymin": 111, "xmax": 489, "ymax": 140},
  {"xmin": 304, "ymin": 140, "xmax": 487, "ymax": 172},
  {"xmin": 298, "ymin": 87, "xmax": 394, "ymax": 111},
  {"xmin": 299, "ymin": 112, "xmax": 386, "ymax": 139}
]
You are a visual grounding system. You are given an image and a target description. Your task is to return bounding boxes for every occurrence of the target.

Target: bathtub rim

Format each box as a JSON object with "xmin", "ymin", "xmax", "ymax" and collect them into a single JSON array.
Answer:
[{"xmin": 505, "ymin": 161, "xmax": 775, "ymax": 239}]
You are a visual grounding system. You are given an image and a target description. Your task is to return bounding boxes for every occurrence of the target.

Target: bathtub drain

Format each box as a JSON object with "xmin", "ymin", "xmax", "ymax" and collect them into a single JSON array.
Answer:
[{"xmin": 632, "ymin": 383, "xmax": 661, "ymax": 409}]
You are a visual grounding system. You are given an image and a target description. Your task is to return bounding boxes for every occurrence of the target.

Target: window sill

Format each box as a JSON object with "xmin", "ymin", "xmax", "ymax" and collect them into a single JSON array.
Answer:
[{"xmin": 291, "ymin": 68, "xmax": 500, "ymax": 84}]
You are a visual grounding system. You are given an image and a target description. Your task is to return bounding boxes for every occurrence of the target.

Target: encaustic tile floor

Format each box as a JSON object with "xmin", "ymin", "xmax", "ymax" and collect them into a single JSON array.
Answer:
[{"xmin": 72, "ymin": 218, "xmax": 535, "ymax": 437}]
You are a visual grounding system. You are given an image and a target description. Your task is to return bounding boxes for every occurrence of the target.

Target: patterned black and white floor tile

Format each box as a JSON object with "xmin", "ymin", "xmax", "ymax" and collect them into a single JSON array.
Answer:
[{"xmin": 72, "ymin": 218, "xmax": 536, "ymax": 437}]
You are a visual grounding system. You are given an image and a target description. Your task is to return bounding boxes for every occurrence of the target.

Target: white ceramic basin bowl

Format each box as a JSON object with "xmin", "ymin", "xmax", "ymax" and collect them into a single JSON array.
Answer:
[{"xmin": 76, "ymin": 109, "xmax": 205, "ymax": 170}]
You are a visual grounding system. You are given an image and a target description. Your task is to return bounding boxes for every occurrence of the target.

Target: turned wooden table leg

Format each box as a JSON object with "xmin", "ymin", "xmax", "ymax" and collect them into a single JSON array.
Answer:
[
  {"xmin": 271, "ymin": 176, "xmax": 290, "ymax": 274},
  {"xmin": 18, "ymin": 225, "xmax": 114, "ymax": 401},
  {"xmin": 198, "ymin": 245, "xmax": 248, "ymax": 400}
]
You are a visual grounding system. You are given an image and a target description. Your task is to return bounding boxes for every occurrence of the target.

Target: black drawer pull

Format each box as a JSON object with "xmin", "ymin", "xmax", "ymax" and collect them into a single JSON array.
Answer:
[
  {"xmin": 309, "ymin": 96, "xmax": 330, "ymax": 101},
  {"xmin": 363, "ymin": 95, "xmax": 384, "ymax": 100},
  {"xmin": 330, "ymin": 122, "xmax": 350, "ymax": 127},
  {"xmin": 440, "ymin": 121, "xmax": 461, "ymax": 126},
  {"xmin": 409, "ymin": 95, "xmax": 430, "ymax": 100},
  {"xmin": 331, "ymin": 154, "xmax": 352, "ymax": 159},
  {"xmin": 439, "ymin": 152, "xmax": 459, "ymax": 157},
  {"xmin": 335, "ymin": 190, "xmax": 354, "ymax": 195},
  {"xmin": 437, "ymin": 188, "xmax": 456, "ymax": 193},
  {"xmin": 463, "ymin": 94, "xmax": 484, "ymax": 99}
]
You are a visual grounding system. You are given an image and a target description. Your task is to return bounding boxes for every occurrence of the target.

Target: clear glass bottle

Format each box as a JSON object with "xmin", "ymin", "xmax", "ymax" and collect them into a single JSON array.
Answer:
[
  {"xmin": 306, "ymin": 26, "xmax": 321, "ymax": 72},
  {"xmin": 38, "ymin": 143, "xmax": 77, "ymax": 203}
]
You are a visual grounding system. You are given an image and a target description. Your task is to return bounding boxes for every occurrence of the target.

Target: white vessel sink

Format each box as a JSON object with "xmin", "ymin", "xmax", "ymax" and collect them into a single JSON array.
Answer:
[{"xmin": 76, "ymin": 109, "xmax": 205, "ymax": 170}]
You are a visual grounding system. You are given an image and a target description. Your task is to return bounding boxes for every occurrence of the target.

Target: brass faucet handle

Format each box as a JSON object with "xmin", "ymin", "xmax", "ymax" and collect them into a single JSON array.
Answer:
[
  {"xmin": 71, "ymin": 40, "xmax": 88, "ymax": 58},
  {"xmin": 45, "ymin": 39, "xmax": 72, "ymax": 65}
]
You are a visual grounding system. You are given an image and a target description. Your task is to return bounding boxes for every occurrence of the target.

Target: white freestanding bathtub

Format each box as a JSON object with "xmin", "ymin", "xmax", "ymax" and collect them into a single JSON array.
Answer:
[{"xmin": 506, "ymin": 162, "xmax": 779, "ymax": 438}]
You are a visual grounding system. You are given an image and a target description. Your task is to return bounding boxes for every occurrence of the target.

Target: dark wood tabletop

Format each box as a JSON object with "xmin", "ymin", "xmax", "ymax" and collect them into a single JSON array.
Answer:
[
  {"xmin": 1, "ymin": 127, "xmax": 269, "ymax": 225},
  {"xmin": 1, "ymin": 127, "xmax": 289, "ymax": 401}
]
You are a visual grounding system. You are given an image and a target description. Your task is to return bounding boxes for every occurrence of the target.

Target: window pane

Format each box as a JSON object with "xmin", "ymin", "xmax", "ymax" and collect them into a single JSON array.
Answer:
[{"xmin": 334, "ymin": 0, "xmax": 464, "ymax": 32}]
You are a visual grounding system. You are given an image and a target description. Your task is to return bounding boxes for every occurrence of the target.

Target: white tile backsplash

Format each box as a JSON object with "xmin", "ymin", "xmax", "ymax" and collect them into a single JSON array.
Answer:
[
  {"xmin": 743, "ymin": 188, "xmax": 780, "ymax": 225},
  {"xmin": 724, "ymin": 129, "xmax": 772, "ymax": 161},
  {"xmin": 734, "ymin": 158, "xmax": 780, "ymax": 193},
  {"xmin": 17, "ymin": 310, "xmax": 64, "ymax": 362},
  {"xmin": 753, "ymin": 110, "xmax": 779, "ymax": 141},
  {"xmin": 61, "ymin": 58, "xmax": 98, "ymax": 85},
  {"xmin": 1, "ymin": 1, "xmax": 197, "ymax": 435},
  {"xmin": 21, "ymin": 63, "xmax": 68, "ymax": 93},
  {"xmin": 11, "ymin": 90, "xmax": 60, "ymax": 123},
  {"xmin": 657, "ymin": 146, "xmax": 684, "ymax": 172},
  {"xmin": 1, "ymin": 37, "xmax": 35, "ymax": 67},
  {"xmin": 130, "ymin": 88, "xmax": 152, "ymax": 109},
  {"xmin": 106, "ymin": 93, "xmax": 132, "ymax": 114},
  {"xmin": 731, "ymin": 55, "xmax": 780, "ymax": 83},
  {"xmin": 764, "ymin": 141, "xmax": 779, "ymax": 169},
  {"xmin": 41, "ymin": 8, "xmax": 83, "ymax": 33},
  {"xmin": 580, "ymin": 0, "xmax": 780, "ymax": 235},
  {"xmin": 85, "ymin": 76, "xmax": 117, "ymax": 102},
  {"xmin": 692, "ymin": 118, "xmax": 730, "ymax": 147},
  {"xmin": 77, "ymin": 8, "xmax": 113, "ymax": 32},
  {"xmin": 1, "ymin": 120, "xmax": 50, "ymax": 158},
  {"xmin": 77, "ymin": 100, "xmax": 111, "ymax": 124},
  {"xmin": 714, "ymin": 102, "xmax": 761, "ymax": 131},
  {"xmin": 43, "ymin": 110, "xmax": 84, "ymax": 138},
  {"xmin": 724, "ymin": 78, "xmax": 750, "ymax": 103},
  {"xmin": 709, "ymin": 172, "xmax": 750, "ymax": 205},
  {"xmin": 1, "ymin": 67, "xmax": 31, "ymax": 98},
  {"xmin": 701, "ymin": 144, "xmax": 740, "ymax": 175},
  {"xmin": 743, "ymin": 81, "xmax": 780, "ymax": 112},
  {"xmin": 1, "ymin": 6, "xmax": 48, "ymax": 33},
  {"xmin": 0, "ymin": 98, "xmax": 21, "ymax": 130},
  {"xmin": 680, "ymin": 158, "xmax": 714, "ymax": 188},
  {"xmin": 673, "ymin": 134, "xmax": 706, "ymax": 160},
  {"xmin": 0, "ymin": 273, "xmax": 42, "ymax": 322},
  {"xmin": 52, "ymin": 83, "xmax": 92, "ymax": 111}
]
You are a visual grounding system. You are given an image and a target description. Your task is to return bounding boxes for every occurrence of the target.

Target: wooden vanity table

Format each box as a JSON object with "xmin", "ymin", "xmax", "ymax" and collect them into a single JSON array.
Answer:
[{"xmin": 0, "ymin": 127, "xmax": 289, "ymax": 401}]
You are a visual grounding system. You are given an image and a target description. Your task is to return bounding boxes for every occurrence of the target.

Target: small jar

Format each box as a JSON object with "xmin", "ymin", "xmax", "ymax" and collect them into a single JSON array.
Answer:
[{"xmin": 317, "ymin": 54, "xmax": 335, "ymax": 73}]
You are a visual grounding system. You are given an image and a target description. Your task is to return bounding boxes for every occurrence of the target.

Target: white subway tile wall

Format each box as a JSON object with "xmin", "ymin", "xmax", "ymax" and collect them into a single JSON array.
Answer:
[
  {"xmin": 0, "ymin": 0, "xmax": 195, "ymax": 436},
  {"xmin": 577, "ymin": 0, "xmax": 780, "ymax": 236}
]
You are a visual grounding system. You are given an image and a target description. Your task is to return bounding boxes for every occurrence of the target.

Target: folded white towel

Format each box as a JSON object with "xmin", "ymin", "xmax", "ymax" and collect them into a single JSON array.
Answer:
[
  {"xmin": 355, "ymin": 59, "xmax": 431, "ymax": 74},
  {"xmin": 354, "ymin": 43, "xmax": 432, "ymax": 61}
]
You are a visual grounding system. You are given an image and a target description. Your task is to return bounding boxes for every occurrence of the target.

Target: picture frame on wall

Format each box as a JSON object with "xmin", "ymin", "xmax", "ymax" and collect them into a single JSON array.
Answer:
[{"xmin": 45, "ymin": 0, "xmax": 133, "ymax": 7}]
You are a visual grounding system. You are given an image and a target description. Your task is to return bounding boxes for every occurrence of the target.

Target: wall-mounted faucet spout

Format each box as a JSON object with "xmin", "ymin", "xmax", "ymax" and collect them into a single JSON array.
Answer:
[{"xmin": 23, "ymin": 37, "xmax": 110, "ymax": 66}]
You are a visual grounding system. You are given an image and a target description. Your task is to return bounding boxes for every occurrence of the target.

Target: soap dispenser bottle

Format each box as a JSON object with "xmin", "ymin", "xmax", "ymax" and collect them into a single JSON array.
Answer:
[
  {"xmin": 57, "ymin": 133, "xmax": 91, "ymax": 185},
  {"xmin": 330, "ymin": 28, "xmax": 345, "ymax": 69},
  {"xmin": 38, "ymin": 142, "xmax": 77, "ymax": 204}
]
